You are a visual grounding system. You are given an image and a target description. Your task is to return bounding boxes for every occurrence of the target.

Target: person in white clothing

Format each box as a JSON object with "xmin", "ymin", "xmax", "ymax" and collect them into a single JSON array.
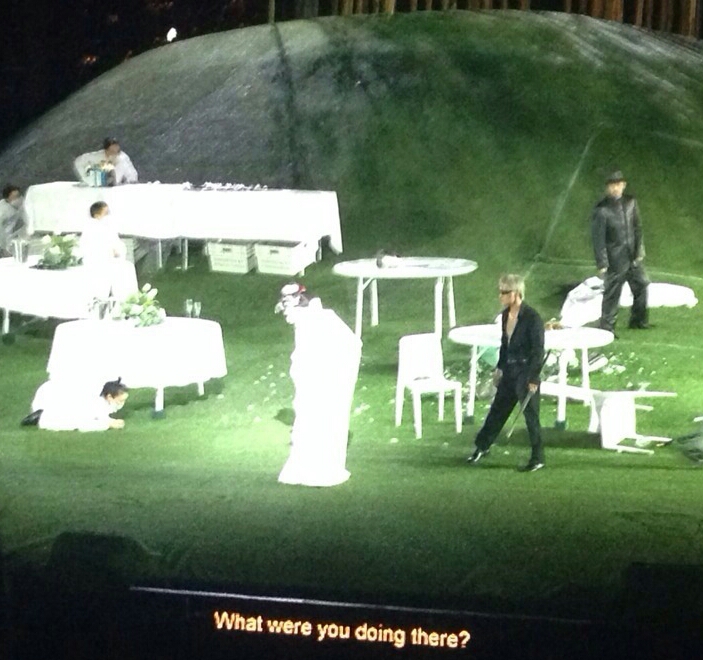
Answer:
[
  {"xmin": 0, "ymin": 184, "xmax": 25, "ymax": 255},
  {"xmin": 80, "ymin": 201, "xmax": 138, "ymax": 301},
  {"xmin": 275, "ymin": 283, "xmax": 362, "ymax": 487},
  {"xmin": 22, "ymin": 378, "xmax": 129, "ymax": 431},
  {"xmin": 74, "ymin": 138, "xmax": 138, "ymax": 186}
]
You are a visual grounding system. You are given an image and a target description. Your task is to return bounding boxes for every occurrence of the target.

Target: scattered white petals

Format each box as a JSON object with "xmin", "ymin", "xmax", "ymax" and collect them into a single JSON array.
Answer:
[{"xmin": 390, "ymin": 437, "xmax": 399, "ymax": 444}]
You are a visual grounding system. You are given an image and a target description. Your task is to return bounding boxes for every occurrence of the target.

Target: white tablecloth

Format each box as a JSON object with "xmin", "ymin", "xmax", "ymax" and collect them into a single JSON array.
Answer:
[
  {"xmin": 0, "ymin": 258, "xmax": 138, "ymax": 330},
  {"xmin": 23, "ymin": 182, "xmax": 344, "ymax": 252},
  {"xmin": 47, "ymin": 317, "xmax": 228, "ymax": 410}
]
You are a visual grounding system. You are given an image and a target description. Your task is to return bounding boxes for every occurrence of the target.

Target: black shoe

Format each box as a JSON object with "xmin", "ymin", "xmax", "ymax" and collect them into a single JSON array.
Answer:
[
  {"xmin": 628, "ymin": 322, "xmax": 651, "ymax": 329},
  {"xmin": 518, "ymin": 461, "xmax": 544, "ymax": 473},
  {"xmin": 467, "ymin": 448, "xmax": 490, "ymax": 464}
]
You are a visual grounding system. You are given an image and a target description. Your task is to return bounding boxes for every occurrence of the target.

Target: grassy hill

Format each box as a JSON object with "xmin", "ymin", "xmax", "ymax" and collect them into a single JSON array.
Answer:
[{"xmin": 2, "ymin": 11, "xmax": 703, "ymax": 621}]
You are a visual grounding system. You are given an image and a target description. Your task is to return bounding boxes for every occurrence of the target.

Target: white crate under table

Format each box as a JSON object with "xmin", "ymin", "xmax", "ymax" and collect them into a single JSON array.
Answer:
[
  {"xmin": 255, "ymin": 241, "xmax": 317, "ymax": 276},
  {"xmin": 207, "ymin": 241, "xmax": 256, "ymax": 273}
]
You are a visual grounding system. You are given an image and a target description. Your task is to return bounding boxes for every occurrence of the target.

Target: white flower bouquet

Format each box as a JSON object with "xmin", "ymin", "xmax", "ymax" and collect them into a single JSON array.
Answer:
[
  {"xmin": 37, "ymin": 234, "xmax": 81, "ymax": 269},
  {"xmin": 117, "ymin": 283, "xmax": 166, "ymax": 327}
]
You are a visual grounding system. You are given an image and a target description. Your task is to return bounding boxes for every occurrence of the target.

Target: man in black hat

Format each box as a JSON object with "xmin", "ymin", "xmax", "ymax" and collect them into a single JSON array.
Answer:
[{"xmin": 591, "ymin": 171, "xmax": 649, "ymax": 334}]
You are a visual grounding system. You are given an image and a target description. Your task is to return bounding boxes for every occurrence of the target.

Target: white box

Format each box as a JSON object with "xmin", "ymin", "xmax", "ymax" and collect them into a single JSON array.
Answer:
[
  {"xmin": 207, "ymin": 241, "xmax": 256, "ymax": 273},
  {"xmin": 254, "ymin": 241, "xmax": 317, "ymax": 276}
]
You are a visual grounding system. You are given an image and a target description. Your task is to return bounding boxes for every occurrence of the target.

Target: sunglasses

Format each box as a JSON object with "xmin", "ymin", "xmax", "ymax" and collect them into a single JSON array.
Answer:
[{"xmin": 499, "ymin": 290, "xmax": 514, "ymax": 295}]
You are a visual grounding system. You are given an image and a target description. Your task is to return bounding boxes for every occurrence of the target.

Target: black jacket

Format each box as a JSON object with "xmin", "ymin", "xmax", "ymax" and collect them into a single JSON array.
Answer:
[
  {"xmin": 591, "ymin": 194, "xmax": 645, "ymax": 271},
  {"xmin": 496, "ymin": 302, "xmax": 544, "ymax": 385}
]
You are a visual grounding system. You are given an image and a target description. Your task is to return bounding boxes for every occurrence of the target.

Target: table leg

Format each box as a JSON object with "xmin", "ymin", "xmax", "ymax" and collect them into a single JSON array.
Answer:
[
  {"xmin": 447, "ymin": 276, "xmax": 457, "ymax": 328},
  {"xmin": 182, "ymin": 239, "xmax": 189, "ymax": 270},
  {"xmin": 580, "ymin": 347, "xmax": 590, "ymax": 404},
  {"xmin": 370, "ymin": 279, "xmax": 379, "ymax": 327},
  {"xmin": 354, "ymin": 278, "xmax": 365, "ymax": 337},
  {"xmin": 555, "ymin": 350, "xmax": 568, "ymax": 429},
  {"xmin": 155, "ymin": 387, "xmax": 164, "ymax": 413},
  {"xmin": 157, "ymin": 240, "xmax": 164, "ymax": 270},
  {"xmin": 467, "ymin": 344, "xmax": 478, "ymax": 423},
  {"xmin": 197, "ymin": 382, "xmax": 205, "ymax": 397},
  {"xmin": 434, "ymin": 277, "xmax": 444, "ymax": 335},
  {"xmin": 2, "ymin": 308, "xmax": 9, "ymax": 335}
]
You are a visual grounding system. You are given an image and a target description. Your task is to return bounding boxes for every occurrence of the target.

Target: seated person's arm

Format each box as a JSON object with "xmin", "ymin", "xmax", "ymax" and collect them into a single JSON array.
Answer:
[{"xmin": 74, "ymin": 152, "xmax": 95, "ymax": 185}]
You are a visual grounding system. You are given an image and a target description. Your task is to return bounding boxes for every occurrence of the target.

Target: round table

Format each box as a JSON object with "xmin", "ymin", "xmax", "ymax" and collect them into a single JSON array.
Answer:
[
  {"xmin": 448, "ymin": 324, "xmax": 614, "ymax": 427},
  {"xmin": 47, "ymin": 317, "xmax": 228, "ymax": 412},
  {"xmin": 332, "ymin": 257, "xmax": 478, "ymax": 337}
]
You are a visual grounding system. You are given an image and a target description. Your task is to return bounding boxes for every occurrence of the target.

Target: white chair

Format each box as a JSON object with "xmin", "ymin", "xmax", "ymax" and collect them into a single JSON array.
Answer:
[
  {"xmin": 395, "ymin": 333, "xmax": 462, "ymax": 439},
  {"xmin": 592, "ymin": 390, "xmax": 677, "ymax": 454}
]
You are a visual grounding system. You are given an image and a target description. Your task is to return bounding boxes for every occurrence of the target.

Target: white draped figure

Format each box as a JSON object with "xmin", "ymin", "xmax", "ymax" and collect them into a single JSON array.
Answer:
[
  {"xmin": 79, "ymin": 202, "xmax": 138, "ymax": 301},
  {"xmin": 277, "ymin": 285, "xmax": 362, "ymax": 487},
  {"xmin": 74, "ymin": 139, "xmax": 138, "ymax": 186}
]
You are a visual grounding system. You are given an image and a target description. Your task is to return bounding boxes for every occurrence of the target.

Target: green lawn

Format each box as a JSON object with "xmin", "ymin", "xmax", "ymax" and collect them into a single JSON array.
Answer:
[{"xmin": 1, "ymin": 12, "xmax": 703, "ymax": 620}]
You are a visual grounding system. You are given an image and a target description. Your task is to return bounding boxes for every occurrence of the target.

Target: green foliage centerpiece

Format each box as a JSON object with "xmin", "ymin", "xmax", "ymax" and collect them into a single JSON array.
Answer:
[
  {"xmin": 117, "ymin": 283, "xmax": 166, "ymax": 327},
  {"xmin": 38, "ymin": 234, "xmax": 81, "ymax": 269}
]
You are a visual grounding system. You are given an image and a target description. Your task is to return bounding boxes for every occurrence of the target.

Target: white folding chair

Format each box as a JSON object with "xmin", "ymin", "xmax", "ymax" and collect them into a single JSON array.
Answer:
[
  {"xmin": 395, "ymin": 333, "xmax": 462, "ymax": 439},
  {"xmin": 592, "ymin": 390, "xmax": 677, "ymax": 454}
]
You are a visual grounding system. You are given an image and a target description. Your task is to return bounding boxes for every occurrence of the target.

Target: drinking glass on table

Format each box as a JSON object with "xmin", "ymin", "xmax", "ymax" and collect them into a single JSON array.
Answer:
[
  {"xmin": 185, "ymin": 299, "xmax": 194, "ymax": 317},
  {"xmin": 193, "ymin": 301, "xmax": 202, "ymax": 318}
]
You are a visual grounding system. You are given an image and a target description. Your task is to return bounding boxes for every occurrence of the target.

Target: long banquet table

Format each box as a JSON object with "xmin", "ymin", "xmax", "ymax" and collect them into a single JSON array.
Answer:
[
  {"xmin": 22, "ymin": 182, "xmax": 344, "ymax": 261},
  {"xmin": 47, "ymin": 317, "xmax": 228, "ymax": 412}
]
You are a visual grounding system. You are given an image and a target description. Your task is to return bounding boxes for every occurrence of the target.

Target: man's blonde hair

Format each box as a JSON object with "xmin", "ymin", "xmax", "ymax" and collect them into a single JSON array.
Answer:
[{"xmin": 499, "ymin": 274, "xmax": 525, "ymax": 298}]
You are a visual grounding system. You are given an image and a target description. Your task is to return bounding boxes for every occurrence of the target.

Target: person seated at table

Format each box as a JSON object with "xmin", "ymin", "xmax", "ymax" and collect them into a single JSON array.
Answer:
[
  {"xmin": 21, "ymin": 378, "xmax": 129, "ymax": 431},
  {"xmin": 0, "ymin": 184, "xmax": 25, "ymax": 256},
  {"xmin": 74, "ymin": 138, "xmax": 138, "ymax": 186},
  {"xmin": 80, "ymin": 201, "xmax": 138, "ymax": 300}
]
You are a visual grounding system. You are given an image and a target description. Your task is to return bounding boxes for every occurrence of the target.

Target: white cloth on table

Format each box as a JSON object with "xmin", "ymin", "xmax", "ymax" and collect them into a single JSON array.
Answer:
[
  {"xmin": 47, "ymin": 318, "xmax": 228, "ymax": 398},
  {"xmin": 559, "ymin": 276, "xmax": 698, "ymax": 328},
  {"xmin": 0, "ymin": 198, "xmax": 24, "ymax": 251},
  {"xmin": 23, "ymin": 182, "xmax": 343, "ymax": 253},
  {"xmin": 279, "ymin": 304, "xmax": 362, "ymax": 487},
  {"xmin": 73, "ymin": 150, "xmax": 138, "ymax": 186},
  {"xmin": 32, "ymin": 380, "xmax": 118, "ymax": 432},
  {"xmin": 0, "ymin": 258, "xmax": 138, "ymax": 321}
]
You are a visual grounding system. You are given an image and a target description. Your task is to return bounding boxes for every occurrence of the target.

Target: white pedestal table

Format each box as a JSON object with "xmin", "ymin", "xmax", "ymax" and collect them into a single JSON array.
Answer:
[
  {"xmin": 448, "ymin": 324, "xmax": 614, "ymax": 427},
  {"xmin": 333, "ymin": 257, "xmax": 478, "ymax": 337},
  {"xmin": 47, "ymin": 317, "xmax": 227, "ymax": 412}
]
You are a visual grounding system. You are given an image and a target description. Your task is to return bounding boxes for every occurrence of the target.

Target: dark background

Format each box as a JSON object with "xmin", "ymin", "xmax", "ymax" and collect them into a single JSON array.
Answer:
[{"xmin": 0, "ymin": 0, "xmax": 589, "ymax": 149}]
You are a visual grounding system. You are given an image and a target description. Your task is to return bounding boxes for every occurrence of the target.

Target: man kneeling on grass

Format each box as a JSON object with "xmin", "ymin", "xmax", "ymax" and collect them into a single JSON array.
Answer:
[
  {"xmin": 22, "ymin": 378, "xmax": 129, "ymax": 431},
  {"xmin": 466, "ymin": 274, "xmax": 545, "ymax": 472}
]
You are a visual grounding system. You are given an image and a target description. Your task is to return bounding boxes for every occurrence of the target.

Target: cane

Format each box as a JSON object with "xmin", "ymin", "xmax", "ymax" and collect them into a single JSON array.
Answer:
[{"xmin": 505, "ymin": 389, "xmax": 536, "ymax": 440}]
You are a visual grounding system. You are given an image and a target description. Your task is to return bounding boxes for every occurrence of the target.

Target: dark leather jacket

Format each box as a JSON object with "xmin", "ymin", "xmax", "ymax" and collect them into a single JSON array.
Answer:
[
  {"xmin": 591, "ymin": 194, "xmax": 645, "ymax": 271},
  {"xmin": 496, "ymin": 303, "xmax": 544, "ymax": 385}
]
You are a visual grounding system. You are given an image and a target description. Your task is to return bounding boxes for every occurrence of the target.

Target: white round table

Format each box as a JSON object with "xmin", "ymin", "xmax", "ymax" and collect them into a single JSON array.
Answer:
[
  {"xmin": 448, "ymin": 324, "xmax": 614, "ymax": 427},
  {"xmin": 332, "ymin": 257, "xmax": 478, "ymax": 337},
  {"xmin": 47, "ymin": 317, "xmax": 228, "ymax": 412}
]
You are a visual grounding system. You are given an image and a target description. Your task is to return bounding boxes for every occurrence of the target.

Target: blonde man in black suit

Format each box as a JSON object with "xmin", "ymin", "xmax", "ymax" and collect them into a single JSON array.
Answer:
[{"xmin": 467, "ymin": 274, "xmax": 545, "ymax": 472}]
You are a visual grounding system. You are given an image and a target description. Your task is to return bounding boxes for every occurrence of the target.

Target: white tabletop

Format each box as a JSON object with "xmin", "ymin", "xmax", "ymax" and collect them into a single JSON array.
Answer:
[
  {"xmin": 47, "ymin": 317, "xmax": 227, "ymax": 392},
  {"xmin": 23, "ymin": 182, "xmax": 344, "ymax": 252},
  {"xmin": 333, "ymin": 257, "xmax": 478, "ymax": 279},
  {"xmin": 449, "ymin": 324, "xmax": 614, "ymax": 351},
  {"xmin": 0, "ymin": 257, "xmax": 138, "ymax": 322}
]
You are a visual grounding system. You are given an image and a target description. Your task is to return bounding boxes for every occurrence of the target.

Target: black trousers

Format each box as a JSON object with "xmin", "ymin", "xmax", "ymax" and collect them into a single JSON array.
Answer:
[
  {"xmin": 475, "ymin": 367, "xmax": 543, "ymax": 462},
  {"xmin": 600, "ymin": 262, "xmax": 649, "ymax": 331}
]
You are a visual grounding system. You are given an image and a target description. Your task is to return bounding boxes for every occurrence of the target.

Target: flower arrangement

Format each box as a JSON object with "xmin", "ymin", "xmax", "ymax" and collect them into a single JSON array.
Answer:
[
  {"xmin": 38, "ymin": 234, "xmax": 81, "ymax": 269},
  {"xmin": 117, "ymin": 283, "xmax": 166, "ymax": 327}
]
